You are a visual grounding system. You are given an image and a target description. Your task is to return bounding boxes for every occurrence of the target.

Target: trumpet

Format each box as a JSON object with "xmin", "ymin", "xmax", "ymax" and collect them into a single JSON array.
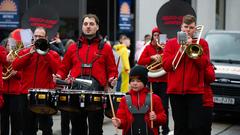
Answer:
[
  {"xmin": 15, "ymin": 38, "xmax": 50, "ymax": 58},
  {"xmin": 172, "ymin": 25, "xmax": 204, "ymax": 71}
]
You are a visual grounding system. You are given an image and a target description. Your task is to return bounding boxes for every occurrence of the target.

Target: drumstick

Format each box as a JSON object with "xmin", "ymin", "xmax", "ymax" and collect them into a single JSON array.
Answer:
[
  {"xmin": 108, "ymin": 92, "xmax": 116, "ymax": 117},
  {"xmin": 150, "ymin": 82, "xmax": 153, "ymax": 128},
  {"xmin": 107, "ymin": 88, "xmax": 119, "ymax": 135}
]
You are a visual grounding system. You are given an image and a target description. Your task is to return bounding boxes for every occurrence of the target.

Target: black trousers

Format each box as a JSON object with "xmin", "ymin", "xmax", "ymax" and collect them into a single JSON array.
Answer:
[
  {"xmin": 61, "ymin": 111, "xmax": 71, "ymax": 135},
  {"xmin": 1, "ymin": 94, "xmax": 24, "ymax": 135},
  {"xmin": 148, "ymin": 82, "xmax": 169, "ymax": 135},
  {"xmin": 169, "ymin": 94, "xmax": 204, "ymax": 135},
  {"xmin": 70, "ymin": 109, "xmax": 104, "ymax": 135},
  {"xmin": 21, "ymin": 94, "xmax": 53, "ymax": 135},
  {"xmin": 201, "ymin": 107, "xmax": 213, "ymax": 135}
]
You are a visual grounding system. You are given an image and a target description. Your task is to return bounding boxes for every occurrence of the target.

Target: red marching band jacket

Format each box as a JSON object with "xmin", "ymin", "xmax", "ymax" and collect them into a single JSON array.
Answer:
[
  {"xmin": 203, "ymin": 62, "xmax": 216, "ymax": 107},
  {"xmin": 138, "ymin": 43, "xmax": 167, "ymax": 82},
  {"xmin": 12, "ymin": 48, "xmax": 61, "ymax": 94},
  {"xmin": 57, "ymin": 36, "xmax": 117, "ymax": 87},
  {"xmin": 0, "ymin": 46, "xmax": 8, "ymax": 107},
  {"xmin": 162, "ymin": 38, "xmax": 210, "ymax": 95},
  {"xmin": 116, "ymin": 88, "xmax": 166, "ymax": 135},
  {"xmin": 2, "ymin": 63, "xmax": 22, "ymax": 94}
]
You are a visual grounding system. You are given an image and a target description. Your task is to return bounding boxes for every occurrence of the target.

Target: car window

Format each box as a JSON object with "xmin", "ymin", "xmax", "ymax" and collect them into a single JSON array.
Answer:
[{"xmin": 205, "ymin": 33, "xmax": 240, "ymax": 60}]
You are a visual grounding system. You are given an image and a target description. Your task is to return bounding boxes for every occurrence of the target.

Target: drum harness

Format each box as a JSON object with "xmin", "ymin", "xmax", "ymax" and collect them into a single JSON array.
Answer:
[
  {"xmin": 125, "ymin": 93, "xmax": 154, "ymax": 135},
  {"xmin": 75, "ymin": 37, "xmax": 106, "ymax": 91}
]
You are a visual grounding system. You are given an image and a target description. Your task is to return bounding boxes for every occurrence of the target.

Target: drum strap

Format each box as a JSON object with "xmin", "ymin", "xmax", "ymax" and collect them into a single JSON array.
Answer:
[
  {"xmin": 126, "ymin": 93, "xmax": 150, "ymax": 114},
  {"xmin": 76, "ymin": 37, "xmax": 106, "ymax": 77},
  {"xmin": 125, "ymin": 93, "xmax": 153, "ymax": 135}
]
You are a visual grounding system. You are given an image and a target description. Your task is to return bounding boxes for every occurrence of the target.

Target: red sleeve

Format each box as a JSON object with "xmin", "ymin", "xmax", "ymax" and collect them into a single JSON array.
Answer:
[
  {"xmin": 0, "ymin": 46, "xmax": 7, "ymax": 65},
  {"xmin": 152, "ymin": 94, "xmax": 167, "ymax": 125},
  {"xmin": 205, "ymin": 63, "xmax": 215, "ymax": 83},
  {"xmin": 44, "ymin": 51, "xmax": 61, "ymax": 74},
  {"xmin": 116, "ymin": 97, "xmax": 131, "ymax": 130},
  {"xmin": 192, "ymin": 39, "xmax": 210, "ymax": 69},
  {"xmin": 162, "ymin": 39, "xmax": 177, "ymax": 72},
  {"xmin": 138, "ymin": 45, "xmax": 152, "ymax": 66},
  {"xmin": 57, "ymin": 44, "xmax": 76, "ymax": 79},
  {"xmin": 104, "ymin": 44, "xmax": 118, "ymax": 79},
  {"xmin": 12, "ymin": 48, "xmax": 33, "ymax": 71}
]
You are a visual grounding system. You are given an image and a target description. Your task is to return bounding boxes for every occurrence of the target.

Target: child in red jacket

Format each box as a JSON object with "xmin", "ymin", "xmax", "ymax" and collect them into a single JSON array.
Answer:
[{"xmin": 112, "ymin": 65, "xmax": 166, "ymax": 135}]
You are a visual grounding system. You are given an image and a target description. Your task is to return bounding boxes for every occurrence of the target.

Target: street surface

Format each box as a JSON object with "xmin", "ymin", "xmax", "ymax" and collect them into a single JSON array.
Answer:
[{"xmin": 36, "ymin": 109, "xmax": 240, "ymax": 135}]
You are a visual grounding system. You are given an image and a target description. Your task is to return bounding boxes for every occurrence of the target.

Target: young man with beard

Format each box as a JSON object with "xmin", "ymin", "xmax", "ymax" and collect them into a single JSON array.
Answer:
[{"xmin": 55, "ymin": 14, "xmax": 117, "ymax": 135}]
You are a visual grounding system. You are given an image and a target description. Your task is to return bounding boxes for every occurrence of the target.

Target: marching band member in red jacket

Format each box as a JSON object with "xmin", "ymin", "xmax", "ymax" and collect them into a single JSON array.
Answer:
[
  {"xmin": 12, "ymin": 27, "xmax": 61, "ymax": 135},
  {"xmin": 1, "ymin": 36, "xmax": 23, "ymax": 135},
  {"xmin": 138, "ymin": 27, "xmax": 169, "ymax": 135},
  {"xmin": 0, "ymin": 45, "xmax": 7, "ymax": 108},
  {"xmin": 56, "ymin": 14, "xmax": 117, "ymax": 135},
  {"xmin": 112, "ymin": 65, "xmax": 166, "ymax": 135},
  {"xmin": 162, "ymin": 15, "xmax": 210, "ymax": 135},
  {"xmin": 202, "ymin": 62, "xmax": 215, "ymax": 135}
]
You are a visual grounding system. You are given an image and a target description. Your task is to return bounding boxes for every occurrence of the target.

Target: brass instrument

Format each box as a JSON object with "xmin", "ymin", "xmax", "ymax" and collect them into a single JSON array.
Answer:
[
  {"xmin": 3, "ymin": 38, "xmax": 24, "ymax": 80},
  {"xmin": 172, "ymin": 25, "xmax": 204, "ymax": 71},
  {"xmin": 147, "ymin": 38, "xmax": 166, "ymax": 77},
  {"xmin": 156, "ymin": 39, "xmax": 165, "ymax": 49},
  {"xmin": 16, "ymin": 38, "xmax": 50, "ymax": 58},
  {"xmin": 35, "ymin": 38, "xmax": 50, "ymax": 55}
]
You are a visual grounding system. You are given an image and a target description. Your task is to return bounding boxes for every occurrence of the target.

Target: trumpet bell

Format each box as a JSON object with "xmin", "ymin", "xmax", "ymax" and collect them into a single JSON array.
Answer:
[
  {"xmin": 186, "ymin": 43, "xmax": 203, "ymax": 59},
  {"xmin": 35, "ymin": 38, "xmax": 50, "ymax": 55}
]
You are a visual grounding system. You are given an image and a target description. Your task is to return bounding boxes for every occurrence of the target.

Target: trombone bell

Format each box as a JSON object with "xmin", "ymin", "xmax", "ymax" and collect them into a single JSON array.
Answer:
[{"xmin": 185, "ymin": 43, "xmax": 203, "ymax": 59}]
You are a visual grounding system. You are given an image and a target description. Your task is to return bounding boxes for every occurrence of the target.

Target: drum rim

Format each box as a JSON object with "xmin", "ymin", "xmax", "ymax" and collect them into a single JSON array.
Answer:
[{"xmin": 28, "ymin": 88, "xmax": 55, "ymax": 93}]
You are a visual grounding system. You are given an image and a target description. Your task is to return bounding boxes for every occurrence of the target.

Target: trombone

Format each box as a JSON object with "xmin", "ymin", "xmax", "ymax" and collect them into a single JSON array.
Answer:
[{"xmin": 172, "ymin": 25, "xmax": 204, "ymax": 71}]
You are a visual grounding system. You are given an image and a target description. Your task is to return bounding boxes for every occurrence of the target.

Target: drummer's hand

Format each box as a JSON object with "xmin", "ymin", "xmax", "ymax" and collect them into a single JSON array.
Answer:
[
  {"xmin": 112, "ymin": 117, "xmax": 121, "ymax": 128},
  {"xmin": 66, "ymin": 76, "xmax": 75, "ymax": 84},
  {"xmin": 53, "ymin": 74, "xmax": 62, "ymax": 83},
  {"xmin": 149, "ymin": 111, "xmax": 157, "ymax": 121},
  {"xmin": 109, "ymin": 77, "xmax": 117, "ymax": 87}
]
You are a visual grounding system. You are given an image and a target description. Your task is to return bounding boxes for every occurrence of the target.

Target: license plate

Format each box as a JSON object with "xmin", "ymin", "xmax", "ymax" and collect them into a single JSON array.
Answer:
[{"xmin": 213, "ymin": 96, "xmax": 235, "ymax": 105}]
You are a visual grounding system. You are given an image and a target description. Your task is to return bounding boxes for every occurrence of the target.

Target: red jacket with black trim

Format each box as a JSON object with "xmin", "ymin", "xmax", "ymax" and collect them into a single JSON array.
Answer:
[
  {"xmin": 162, "ymin": 38, "xmax": 210, "ymax": 94},
  {"xmin": 116, "ymin": 88, "xmax": 166, "ymax": 135},
  {"xmin": 138, "ymin": 43, "xmax": 167, "ymax": 82},
  {"xmin": 57, "ymin": 36, "xmax": 117, "ymax": 87},
  {"xmin": 12, "ymin": 48, "xmax": 61, "ymax": 94}
]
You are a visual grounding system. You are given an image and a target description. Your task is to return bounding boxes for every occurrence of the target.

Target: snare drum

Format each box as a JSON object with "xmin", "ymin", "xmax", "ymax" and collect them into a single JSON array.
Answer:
[
  {"xmin": 84, "ymin": 91, "xmax": 106, "ymax": 111},
  {"xmin": 28, "ymin": 89, "xmax": 57, "ymax": 115},
  {"xmin": 56, "ymin": 90, "xmax": 85, "ymax": 112},
  {"xmin": 105, "ymin": 92, "xmax": 125, "ymax": 118},
  {"xmin": 56, "ymin": 90, "xmax": 106, "ymax": 112}
]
